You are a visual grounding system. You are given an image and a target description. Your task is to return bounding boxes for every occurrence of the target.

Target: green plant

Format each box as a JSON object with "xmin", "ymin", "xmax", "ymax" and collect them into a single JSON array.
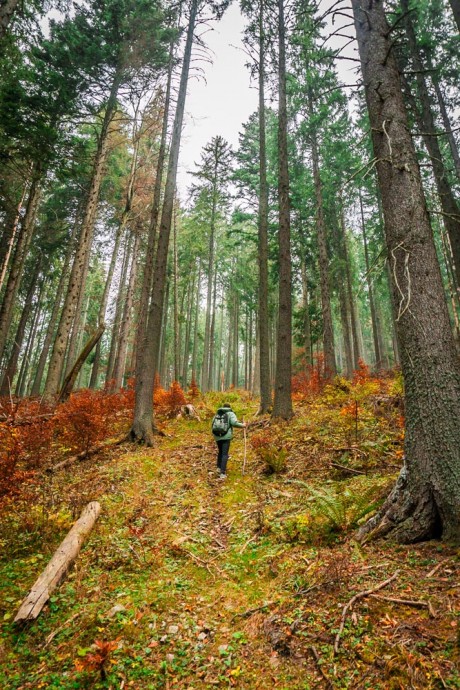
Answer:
[
  {"xmin": 306, "ymin": 479, "xmax": 384, "ymax": 532},
  {"xmin": 259, "ymin": 445, "xmax": 287, "ymax": 474}
]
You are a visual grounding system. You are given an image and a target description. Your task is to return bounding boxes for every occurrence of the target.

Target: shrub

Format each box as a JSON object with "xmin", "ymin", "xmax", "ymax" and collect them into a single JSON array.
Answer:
[
  {"xmin": 188, "ymin": 377, "xmax": 200, "ymax": 399},
  {"xmin": 55, "ymin": 389, "xmax": 125, "ymax": 454},
  {"xmin": 154, "ymin": 380, "xmax": 187, "ymax": 418},
  {"xmin": 259, "ymin": 446, "xmax": 287, "ymax": 474}
]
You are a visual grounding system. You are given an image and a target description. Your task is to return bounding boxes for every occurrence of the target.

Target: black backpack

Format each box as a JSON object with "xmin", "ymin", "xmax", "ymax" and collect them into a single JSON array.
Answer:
[{"xmin": 211, "ymin": 409, "xmax": 230, "ymax": 437}]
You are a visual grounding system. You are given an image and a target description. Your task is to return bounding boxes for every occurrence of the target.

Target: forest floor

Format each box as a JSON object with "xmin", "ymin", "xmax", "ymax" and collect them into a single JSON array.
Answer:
[{"xmin": 0, "ymin": 382, "xmax": 459, "ymax": 689}]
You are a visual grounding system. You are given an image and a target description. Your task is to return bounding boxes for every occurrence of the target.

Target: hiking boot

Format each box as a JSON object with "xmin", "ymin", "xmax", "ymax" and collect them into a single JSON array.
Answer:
[{"xmin": 219, "ymin": 473, "xmax": 227, "ymax": 480}]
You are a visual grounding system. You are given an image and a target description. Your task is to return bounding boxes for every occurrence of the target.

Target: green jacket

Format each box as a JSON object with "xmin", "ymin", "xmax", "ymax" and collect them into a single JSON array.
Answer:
[{"xmin": 213, "ymin": 408, "xmax": 244, "ymax": 441}]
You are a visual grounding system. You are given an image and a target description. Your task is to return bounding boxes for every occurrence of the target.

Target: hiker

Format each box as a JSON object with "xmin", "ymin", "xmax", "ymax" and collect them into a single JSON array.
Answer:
[{"xmin": 211, "ymin": 403, "xmax": 246, "ymax": 479}]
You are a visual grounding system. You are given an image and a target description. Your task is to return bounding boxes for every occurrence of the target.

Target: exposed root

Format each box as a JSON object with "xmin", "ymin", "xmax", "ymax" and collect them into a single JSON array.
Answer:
[
  {"xmin": 356, "ymin": 466, "xmax": 443, "ymax": 544},
  {"xmin": 128, "ymin": 419, "xmax": 159, "ymax": 447}
]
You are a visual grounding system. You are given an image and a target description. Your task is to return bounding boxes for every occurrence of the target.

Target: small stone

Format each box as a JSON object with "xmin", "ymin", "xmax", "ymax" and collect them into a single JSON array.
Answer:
[
  {"xmin": 106, "ymin": 604, "xmax": 126, "ymax": 618},
  {"xmin": 160, "ymin": 635, "xmax": 168, "ymax": 643},
  {"xmin": 168, "ymin": 625, "xmax": 179, "ymax": 635},
  {"xmin": 166, "ymin": 653, "xmax": 175, "ymax": 662},
  {"xmin": 197, "ymin": 632, "xmax": 207, "ymax": 641}
]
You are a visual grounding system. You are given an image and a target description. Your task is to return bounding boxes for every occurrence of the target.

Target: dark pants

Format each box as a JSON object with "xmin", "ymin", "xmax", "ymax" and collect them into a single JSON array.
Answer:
[{"xmin": 216, "ymin": 439, "xmax": 231, "ymax": 474}]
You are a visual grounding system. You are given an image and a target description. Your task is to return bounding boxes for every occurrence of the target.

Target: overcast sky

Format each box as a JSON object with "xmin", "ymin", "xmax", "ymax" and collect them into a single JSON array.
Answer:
[
  {"xmin": 176, "ymin": 4, "xmax": 258, "ymax": 198},
  {"xmin": 176, "ymin": 1, "xmax": 358, "ymax": 199}
]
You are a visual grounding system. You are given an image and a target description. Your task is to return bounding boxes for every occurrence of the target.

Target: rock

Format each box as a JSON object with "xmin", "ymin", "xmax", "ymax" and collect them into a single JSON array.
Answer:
[
  {"xmin": 106, "ymin": 604, "xmax": 126, "ymax": 618},
  {"xmin": 197, "ymin": 632, "xmax": 207, "ymax": 641},
  {"xmin": 168, "ymin": 625, "xmax": 179, "ymax": 635}
]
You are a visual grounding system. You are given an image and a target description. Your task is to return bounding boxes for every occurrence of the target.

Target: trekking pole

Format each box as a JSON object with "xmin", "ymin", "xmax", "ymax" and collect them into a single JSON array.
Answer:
[{"xmin": 242, "ymin": 417, "xmax": 247, "ymax": 475}]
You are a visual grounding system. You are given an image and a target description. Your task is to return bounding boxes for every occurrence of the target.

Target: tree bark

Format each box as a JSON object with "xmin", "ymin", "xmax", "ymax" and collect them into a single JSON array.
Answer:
[
  {"xmin": 89, "ymin": 224, "xmax": 123, "ymax": 389},
  {"xmin": 257, "ymin": 0, "xmax": 272, "ymax": 413},
  {"xmin": 14, "ymin": 502, "xmax": 101, "ymax": 624},
  {"xmin": 0, "ymin": 178, "xmax": 28, "ymax": 296},
  {"xmin": 310, "ymin": 110, "xmax": 336, "ymax": 376},
  {"xmin": 191, "ymin": 260, "xmax": 201, "ymax": 384},
  {"xmin": 0, "ymin": 174, "xmax": 41, "ymax": 364},
  {"xmin": 17, "ymin": 278, "xmax": 46, "ymax": 397},
  {"xmin": 272, "ymin": 0, "xmax": 293, "ymax": 419},
  {"xmin": 44, "ymin": 72, "xmax": 120, "ymax": 400},
  {"xmin": 400, "ymin": 0, "xmax": 460, "ymax": 292},
  {"xmin": 130, "ymin": 0, "xmax": 198, "ymax": 445},
  {"xmin": 448, "ymin": 0, "xmax": 460, "ymax": 32},
  {"xmin": 360, "ymin": 191, "xmax": 382, "ymax": 369},
  {"xmin": 0, "ymin": 0, "xmax": 20, "ymax": 40},
  {"xmin": 352, "ymin": 0, "xmax": 460, "ymax": 543},
  {"xmin": 341, "ymin": 204, "xmax": 361, "ymax": 368},
  {"xmin": 0, "ymin": 258, "xmax": 42, "ymax": 396},
  {"xmin": 135, "ymin": 55, "xmax": 173, "ymax": 382},
  {"xmin": 112, "ymin": 231, "xmax": 140, "ymax": 390},
  {"xmin": 431, "ymin": 76, "xmax": 460, "ymax": 182}
]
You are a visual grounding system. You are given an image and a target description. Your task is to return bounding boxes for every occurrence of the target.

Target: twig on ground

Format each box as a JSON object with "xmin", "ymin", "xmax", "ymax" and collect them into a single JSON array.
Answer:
[
  {"xmin": 43, "ymin": 612, "xmax": 80, "ymax": 647},
  {"xmin": 232, "ymin": 600, "xmax": 279, "ymax": 620},
  {"xmin": 370, "ymin": 594, "xmax": 435, "ymax": 617},
  {"xmin": 334, "ymin": 570, "xmax": 399, "ymax": 655},
  {"xmin": 330, "ymin": 462, "xmax": 366, "ymax": 475},
  {"xmin": 426, "ymin": 558, "xmax": 452, "ymax": 578},
  {"xmin": 239, "ymin": 534, "xmax": 257, "ymax": 554},
  {"xmin": 309, "ymin": 645, "xmax": 335, "ymax": 689}
]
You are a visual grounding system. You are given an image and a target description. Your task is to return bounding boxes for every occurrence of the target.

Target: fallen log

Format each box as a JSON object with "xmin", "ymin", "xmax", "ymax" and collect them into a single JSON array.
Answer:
[{"xmin": 14, "ymin": 501, "xmax": 101, "ymax": 624}]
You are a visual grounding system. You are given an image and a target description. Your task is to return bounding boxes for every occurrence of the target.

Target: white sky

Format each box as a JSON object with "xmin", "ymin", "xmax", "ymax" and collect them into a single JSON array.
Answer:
[
  {"xmin": 177, "ymin": 4, "xmax": 258, "ymax": 198},
  {"xmin": 176, "ymin": 1, "xmax": 358, "ymax": 199}
]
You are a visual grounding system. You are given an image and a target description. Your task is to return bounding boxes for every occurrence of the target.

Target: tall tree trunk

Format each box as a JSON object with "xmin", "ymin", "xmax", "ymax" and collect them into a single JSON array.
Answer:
[
  {"xmin": 130, "ymin": 0, "xmax": 198, "ymax": 444},
  {"xmin": 135, "ymin": 52, "xmax": 174, "ymax": 380},
  {"xmin": 30, "ymin": 221, "xmax": 79, "ymax": 396},
  {"xmin": 431, "ymin": 76, "xmax": 460, "ymax": 181},
  {"xmin": 106, "ymin": 232, "xmax": 131, "ymax": 383},
  {"xmin": 341, "ymin": 204, "xmax": 361, "ymax": 367},
  {"xmin": 300, "ymin": 250, "xmax": 313, "ymax": 369},
  {"xmin": 232, "ymin": 291, "xmax": 239, "ymax": 388},
  {"xmin": 331, "ymin": 211, "xmax": 353, "ymax": 376},
  {"xmin": 44, "ymin": 73, "xmax": 120, "ymax": 400},
  {"xmin": 352, "ymin": 0, "xmax": 460, "ymax": 543},
  {"xmin": 0, "ymin": 258, "xmax": 41, "ymax": 395},
  {"xmin": 201, "ymin": 180, "xmax": 218, "ymax": 393},
  {"xmin": 257, "ymin": 0, "xmax": 272, "ymax": 413},
  {"xmin": 400, "ymin": 0, "xmax": 460, "ymax": 291},
  {"xmin": 310, "ymin": 118, "xmax": 336, "ymax": 376},
  {"xmin": 181, "ymin": 267, "xmax": 195, "ymax": 386},
  {"xmin": 272, "ymin": 0, "xmax": 293, "ymax": 419},
  {"xmin": 360, "ymin": 191, "xmax": 383, "ymax": 369},
  {"xmin": 112, "ymin": 231, "xmax": 140, "ymax": 390},
  {"xmin": 0, "ymin": 173, "xmax": 41, "ymax": 364},
  {"xmin": 448, "ymin": 0, "xmax": 460, "ymax": 31},
  {"xmin": 173, "ymin": 207, "xmax": 180, "ymax": 382},
  {"xmin": 0, "ymin": 179, "xmax": 28, "ymax": 295},
  {"xmin": 207, "ymin": 265, "xmax": 218, "ymax": 391},
  {"xmin": 191, "ymin": 260, "xmax": 201, "ymax": 384},
  {"xmin": 89, "ymin": 224, "xmax": 123, "ymax": 388}
]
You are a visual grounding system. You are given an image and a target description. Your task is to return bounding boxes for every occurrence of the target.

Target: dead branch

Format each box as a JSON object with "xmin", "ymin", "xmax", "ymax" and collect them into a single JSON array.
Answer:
[
  {"xmin": 14, "ymin": 502, "xmax": 101, "ymax": 624},
  {"xmin": 426, "ymin": 557, "xmax": 452, "ymax": 578},
  {"xmin": 334, "ymin": 570, "xmax": 399, "ymax": 654},
  {"xmin": 58, "ymin": 324, "xmax": 105, "ymax": 403},
  {"xmin": 47, "ymin": 435, "xmax": 125, "ymax": 473},
  {"xmin": 309, "ymin": 645, "xmax": 335, "ymax": 689},
  {"xmin": 370, "ymin": 594, "xmax": 435, "ymax": 617},
  {"xmin": 330, "ymin": 462, "xmax": 367, "ymax": 475},
  {"xmin": 232, "ymin": 600, "xmax": 279, "ymax": 620}
]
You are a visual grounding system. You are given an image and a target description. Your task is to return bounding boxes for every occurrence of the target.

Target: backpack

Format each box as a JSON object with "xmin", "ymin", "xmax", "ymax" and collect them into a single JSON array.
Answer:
[{"xmin": 211, "ymin": 410, "xmax": 230, "ymax": 437}]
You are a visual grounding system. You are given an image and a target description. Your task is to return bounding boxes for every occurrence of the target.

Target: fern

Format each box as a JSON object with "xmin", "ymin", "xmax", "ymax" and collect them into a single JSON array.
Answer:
[{"xmin": 306, "ymin": 480, "xmax": 382, "ymax": 532}]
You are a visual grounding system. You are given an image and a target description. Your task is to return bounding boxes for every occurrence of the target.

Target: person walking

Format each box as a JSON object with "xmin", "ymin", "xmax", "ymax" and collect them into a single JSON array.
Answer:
[{"xmin": 211, "ymin": 403, "xmax": 246, "ymax": 479}]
